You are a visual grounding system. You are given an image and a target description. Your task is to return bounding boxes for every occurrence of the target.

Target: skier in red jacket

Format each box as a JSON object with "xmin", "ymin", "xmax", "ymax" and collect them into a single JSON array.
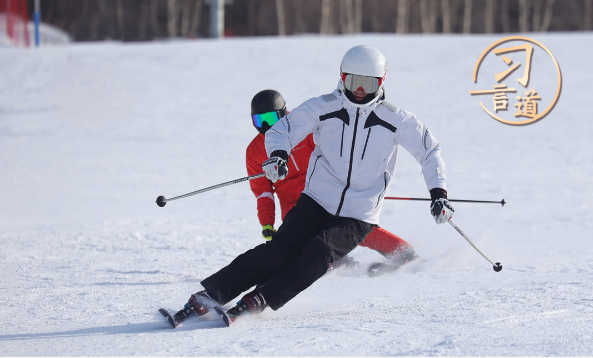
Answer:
[{"xmin": 246, "ymin": 89, "xmax": 415, "ymax": 266}]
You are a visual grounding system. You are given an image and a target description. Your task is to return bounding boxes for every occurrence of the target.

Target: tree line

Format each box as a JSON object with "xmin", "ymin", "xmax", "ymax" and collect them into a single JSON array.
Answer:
[{"xmin": 30, "ymin": 0, "xmax": 593, "ymax": 42}]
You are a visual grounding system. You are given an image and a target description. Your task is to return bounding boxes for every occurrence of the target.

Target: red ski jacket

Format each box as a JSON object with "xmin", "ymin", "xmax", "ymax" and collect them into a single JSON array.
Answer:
[{"xmin": 246, "ymin": 133, "xmax": 315, "ymax": 226}]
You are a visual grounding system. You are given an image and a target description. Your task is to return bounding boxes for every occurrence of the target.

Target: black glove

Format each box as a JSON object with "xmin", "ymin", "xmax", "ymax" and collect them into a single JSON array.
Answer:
[
  {"xmin": 262, "ymin": 224, "xmax": 276, "ymax": 241},
  {"xmin": 430, "ymin": 188, "xmax": 455, "ymax": 224}
]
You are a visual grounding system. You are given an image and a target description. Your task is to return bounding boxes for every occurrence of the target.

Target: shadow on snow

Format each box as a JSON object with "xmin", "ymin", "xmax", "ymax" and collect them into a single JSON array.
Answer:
[{"xmin": 0, "ymin": 318, "xmax": 226, "ymax": 341}]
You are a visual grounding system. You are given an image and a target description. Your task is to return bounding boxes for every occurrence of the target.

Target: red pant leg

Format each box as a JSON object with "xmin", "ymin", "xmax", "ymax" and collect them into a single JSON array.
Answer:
[{"xmin": 359, "ymin": 227, "xmax": 411, "ymax": 256}]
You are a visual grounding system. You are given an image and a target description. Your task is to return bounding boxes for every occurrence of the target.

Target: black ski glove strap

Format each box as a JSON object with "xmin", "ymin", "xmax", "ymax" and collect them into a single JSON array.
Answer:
[
  {"xmin": 270, "ymin": 150, "xmax": 289, "ymax": 162},
  {"xmin": 429, "ymin": 188, "xmax": 448, "ymax": 203}
]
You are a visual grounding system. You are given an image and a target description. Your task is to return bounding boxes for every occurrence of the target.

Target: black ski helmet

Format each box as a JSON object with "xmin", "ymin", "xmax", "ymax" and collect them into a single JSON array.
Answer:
[{"xmin": 251, "ymin": 90, "xmax": 287, "ymax": 135}]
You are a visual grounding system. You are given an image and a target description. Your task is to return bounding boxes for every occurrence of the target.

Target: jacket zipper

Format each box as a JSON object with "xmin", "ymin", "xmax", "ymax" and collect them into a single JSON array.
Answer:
[
  {"xmin": 340, "ymin": 122, "xmax": 345, "ymax": 157},
  {"xmin": 376, "ymin": 172, "xmax": 388, "ymax": 208},
  {"xmin": 361, "ymin": 127, "xmax": 371, "ymax": 160},
  {"xmin": 336, "ymin": 108, "xmax": 360, "ymax": 216}
]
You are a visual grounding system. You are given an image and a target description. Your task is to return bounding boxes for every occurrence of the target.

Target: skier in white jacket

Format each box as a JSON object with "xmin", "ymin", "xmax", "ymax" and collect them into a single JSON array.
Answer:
[{"xmin": 173, "ymin": 45, "xmax": 455, "ymax": 326}]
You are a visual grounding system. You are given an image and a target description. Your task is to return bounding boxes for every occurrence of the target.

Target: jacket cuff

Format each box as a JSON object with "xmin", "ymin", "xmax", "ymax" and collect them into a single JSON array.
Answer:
[
  {"xmin": 430, "ymin": 188, "xmax": 448, "ymax": 201},
  {"xmin": 270, "ymin": 150, "xmax": 289, "ymax": 162}
]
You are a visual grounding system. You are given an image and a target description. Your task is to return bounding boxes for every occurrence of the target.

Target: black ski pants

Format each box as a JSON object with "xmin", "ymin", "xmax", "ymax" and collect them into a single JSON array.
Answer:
[{"xmin": 200, "ymin": 193, "xmax": 373, "ymax": 310}]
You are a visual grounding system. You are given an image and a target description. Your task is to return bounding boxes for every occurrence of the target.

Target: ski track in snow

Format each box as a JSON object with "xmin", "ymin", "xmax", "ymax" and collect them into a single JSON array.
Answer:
[{"xmin": 1, "ymin": 33, "xmax": 592, "ymax": 356}]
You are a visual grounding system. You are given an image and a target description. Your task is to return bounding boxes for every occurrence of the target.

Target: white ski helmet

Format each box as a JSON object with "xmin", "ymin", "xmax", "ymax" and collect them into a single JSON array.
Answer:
[{"xmin": 339, "ymin": 45, "xmax": 387, "ymax": 107}]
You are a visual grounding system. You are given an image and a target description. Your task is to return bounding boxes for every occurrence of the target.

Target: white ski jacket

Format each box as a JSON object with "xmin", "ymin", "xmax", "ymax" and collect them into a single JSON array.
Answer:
[{"xmin": 265, "ymin": 87, "xmax": 447, "ymax": 225}]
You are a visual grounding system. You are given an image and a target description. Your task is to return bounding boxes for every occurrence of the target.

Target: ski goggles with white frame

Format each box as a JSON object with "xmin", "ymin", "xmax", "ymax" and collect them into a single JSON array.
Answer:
[{"xmin": 341, "ymin": 73, "xmax": 383, "ymax": 93}]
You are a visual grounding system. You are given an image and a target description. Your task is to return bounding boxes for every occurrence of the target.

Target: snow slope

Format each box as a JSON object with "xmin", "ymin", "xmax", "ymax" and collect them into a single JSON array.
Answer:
[{"xmin": 0, "ymin": 33, "xmax": 592, "ymax": 356}]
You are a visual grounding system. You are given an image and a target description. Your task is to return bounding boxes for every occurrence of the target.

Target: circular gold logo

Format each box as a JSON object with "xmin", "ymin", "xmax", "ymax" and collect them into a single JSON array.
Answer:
[{"xmin": 471, "ymin": 36, "xmax": 562, "ymax": 126}]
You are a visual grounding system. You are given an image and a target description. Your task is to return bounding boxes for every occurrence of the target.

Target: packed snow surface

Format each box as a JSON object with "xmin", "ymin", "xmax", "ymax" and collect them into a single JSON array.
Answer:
[{"xmin": 1, "ymin": 33, "xmax": 592, "ymax": 356}]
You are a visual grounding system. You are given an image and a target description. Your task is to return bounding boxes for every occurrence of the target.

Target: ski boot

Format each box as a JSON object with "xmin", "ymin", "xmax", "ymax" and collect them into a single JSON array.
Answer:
[
  {"xmin": 187, "ymin": 290, "xmax": 218, "ymax": 316},
  {"xmin": 390, "ymin": 246, "xmax": 418, "ymax": 266},
  {"xmin": 328, "ymin": 254, "xmax": 359, "ymax": 271},
  {"xmin": 367, "ymin": 247, "xmax": 419, "ymax": 277},
  {"xmin": 159, "ymin": 290, "xmax": 218, "ymax": 328},
  {"xmin": 219, "ymin": 291, "xmax": 267, "ymax": 327}
]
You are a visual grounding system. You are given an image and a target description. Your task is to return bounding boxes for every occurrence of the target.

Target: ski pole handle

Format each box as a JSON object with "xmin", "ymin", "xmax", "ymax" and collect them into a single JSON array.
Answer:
[
  {"xmin": 385, "ymin": 197, "xmax": 506, "ymax": 206},
  {"xmin": 448, "ymin": 219, "xmax": 502, "ymax": 272},
  {"xmin": 156, "ymin": 173, "xmax": 266, "ymax": 207}
]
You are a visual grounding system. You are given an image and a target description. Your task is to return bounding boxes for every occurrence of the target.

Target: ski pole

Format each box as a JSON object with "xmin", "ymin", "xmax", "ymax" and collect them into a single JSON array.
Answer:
[
  {"xmin": 385, "ymin": 197, "xmax": 506, "ymax": 206},
  {"xmin": 156, "ymin": 173, "xmax": 266, "ymax": 207},
  {"xmin": 448, "ymin": 219, "xmax": 503, "ymax": 272}
]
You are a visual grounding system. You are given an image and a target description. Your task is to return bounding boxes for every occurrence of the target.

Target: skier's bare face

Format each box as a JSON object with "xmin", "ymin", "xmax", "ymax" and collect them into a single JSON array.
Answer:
[{"xmin": 352, "ymin": 88, "xmax": 368, "ymax": 101}]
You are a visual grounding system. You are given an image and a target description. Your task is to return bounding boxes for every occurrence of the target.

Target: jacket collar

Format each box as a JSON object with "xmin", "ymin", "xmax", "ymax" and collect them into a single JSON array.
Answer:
[
  {"xmin": 333, "ymin": 86, "xmax": 380, "ymax": 117},
  {"xmin": 334, "ymin": 80, "xmax": 384, "ymax": 109}
]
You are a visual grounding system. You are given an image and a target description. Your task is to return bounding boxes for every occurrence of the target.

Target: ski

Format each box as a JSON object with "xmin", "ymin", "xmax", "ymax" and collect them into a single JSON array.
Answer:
[
  {"xmin": 366, "ymin": 262, "xmax": 403, "ymax": 277},
  {"xmin": 213, "ymin": 306, "xmax": 232, "ymax": 327},
  {"xmin": 159, "ymin": 305, "xmax": 243, "ymax": 328},
  {"xmin": 214, "ymin": 299, "xmax": 256, "ymax": 327},
  {"xmin": 159, "ymin": 301, "xmax": 235, "ymax": 329},
  {"xmin": 159, "ymin": 308, "xmax": 179, "ymax": 328},
  {"xmin": 158, "ymin": 303, "xmax": 199, "ymax": 328}
]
